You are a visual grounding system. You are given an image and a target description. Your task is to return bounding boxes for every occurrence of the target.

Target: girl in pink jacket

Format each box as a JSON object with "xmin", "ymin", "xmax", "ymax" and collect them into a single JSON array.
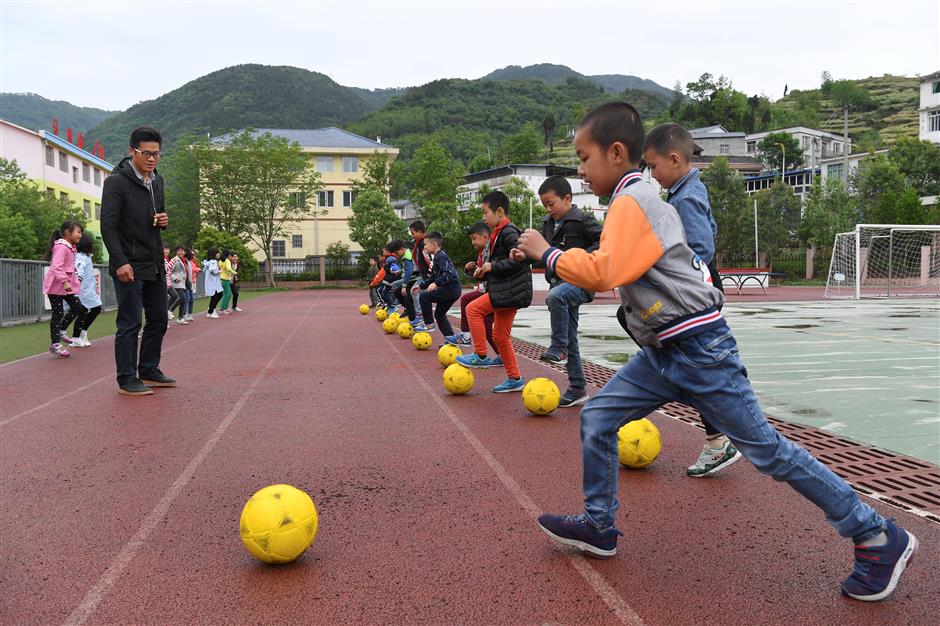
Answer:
[{"xmin": 42, "ymin": 221, "xmax": 84, "ymax": 358}]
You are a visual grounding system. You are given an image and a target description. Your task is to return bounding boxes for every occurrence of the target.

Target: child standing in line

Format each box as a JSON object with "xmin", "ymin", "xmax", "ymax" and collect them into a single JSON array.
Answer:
[
  {"xmin": 514, "ymin": 101, "xmax": 916, "ymax": 602},
  {"xmin": 406, "ymin": 220, "xmax": 431, "ymax": 325},
  {"xmin": 69, "ymin": 232, "xmax": 102, "ymax": 347},
  {"xmin": 203, "ymin": 248, "xmax": 223, "ymax": 319},
  {"xmin": 42, "ymin": 221, "xmax": 84, "ymax": 358},
  {"xmin": 184, "ymin": 249, "xmax": 199, "ymax": 321},
  {"xmin": 456, "ymin": 191, "xmax": 532, "ymax": 393},
  {"xmin": 163, "ymin": 245, "xmax": 179, "ymax": 321},
  {"xmin": 414, "ymin": 231, "xmax": 462, "ymax": 335},
  {"xmin": 366, "ymin": 255, "xmax": 381, "ymax": 307},
  {"xmin": 644, "ymin": 122, "xmax": 739, "ymax": 477},
  {"xmin": 444, "ymin": 221, "xmax": 499, "ymax": 364},
  {"xmin": 230, "ymin": 253, "xmax": 242, "ymax": 312},
  {"xmin": 217, "ymin": 249, "xmax": 235, "ymax": 315},
  {"xmin": 380, "ymin": 241, "xmax": 405, "ymax": 311},
  {"xmin": 170, "ymin": 245, "xmax": 189, "ymax": 325}
]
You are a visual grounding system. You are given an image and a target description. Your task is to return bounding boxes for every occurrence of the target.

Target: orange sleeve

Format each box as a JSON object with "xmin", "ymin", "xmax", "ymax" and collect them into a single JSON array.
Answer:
[
  {"xmin": 370, "ymin": 268, "xmax": 386, "ymax": 287},
  {"xmin": 552, "ymin": 195, "xmax": 664, "ymax": 291}
]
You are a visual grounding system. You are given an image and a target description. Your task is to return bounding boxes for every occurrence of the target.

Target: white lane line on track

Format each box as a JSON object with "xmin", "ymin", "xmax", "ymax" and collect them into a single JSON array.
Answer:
[
  {"xmin": 0, "ymin": 304, "xmax": 274, "ymax": 429},
  {"xmin": 62, "ymin": 298, "xmax": 313, "ymax": 626},
  {"xmin": 382, "ymin": 331, "xmax": 644, "ymax": 626}
]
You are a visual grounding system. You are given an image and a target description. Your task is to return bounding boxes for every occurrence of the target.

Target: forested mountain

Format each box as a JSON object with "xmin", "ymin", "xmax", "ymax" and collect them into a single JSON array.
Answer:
[
  {"xmin": 86, "ymin": 65, "xmax": 379, "ymax": 159},
  {"xmin": 0, "ymin": 93, "xmax": 117, "ymax": 135},
  {"xmin": 480, "ymin": 63, "xmax": 675, "ymax": 99}
]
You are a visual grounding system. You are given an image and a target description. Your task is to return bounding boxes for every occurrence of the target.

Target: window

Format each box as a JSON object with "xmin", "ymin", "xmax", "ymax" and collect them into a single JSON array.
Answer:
[
  {"xmin": 746, "ymin": 141, "xmax": 756, "ymax": 154},
  {"xmin": 292, "ymin": 234, "xmax": 303, "ymax": 248},
  {"xmin": 94, "ymin": 203, "xmax": 101, "ymax": 220},
  {"xmin": 72, "ymin": 167, "xmax": 79, "ymax": 183},
  {"xmin": 719, "ymin": 144, "xmax": 730, "ymax": 155},
  {"xmin": 46, "ymin": 187, "xmax": 55, "ymax": 196},
  {"xmin": 930, "ymin": 110, "xmax": 940, "ymax": 133},
  {"xmin": 343, "ymin": 190, "xmax": 357, "ymax": 207},
  {"xmin": 933, "ymin": 81, "xmax": 940, "ymax": 94},
  {"xmin": 316, "ymin": 156, "xmax": 333, "ymax": 173},
  {"xmin": 342, "ymin": 156, "xmax": 358, "ymax": 173},
  {"xmin": 59, "ymin": 191, "xmax": 69, "ymax": 205},
  {"xmin": 827, "ymin": 163, "xmax": 844, "ymax": 180},
  {"xmin": 82, "ymin": 163, "xmax": 91, "ymax": 182},
  {"xmin": 59, "ymin": 151, "xmax": 68, "ymax": 172},
  {"xmin": 288, "ymin": 192, "xmax": 306, "ymax": 208},
  {"xmin": 45, "ymin": 145, "xmax": 54, "ymax": 166},
  {"xmin": 318, "ymin": 190, "xmax": 334, "ymax": 207},
  {"xmin": 83, "ymin": 199, "xmax": 91, "ymax": 219},
  {"xmin": 271, "ymin": 240, "xmax": 286, "ymax": 257},
  {"xmin": 94, "ymin": 169, "xmax": 101, "ymax": 186}
]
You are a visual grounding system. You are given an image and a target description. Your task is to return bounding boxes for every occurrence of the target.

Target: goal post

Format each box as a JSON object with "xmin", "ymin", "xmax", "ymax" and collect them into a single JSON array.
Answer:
[{"xmin": 825, "ymin": 224, "xmax": 940, "ymax": 299}]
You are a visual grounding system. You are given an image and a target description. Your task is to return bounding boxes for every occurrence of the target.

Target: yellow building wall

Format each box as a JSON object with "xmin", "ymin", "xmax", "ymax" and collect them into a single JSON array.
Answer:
[{"xmin": 35, "ymin": 180, "xmax": 109, "ymax": 261}]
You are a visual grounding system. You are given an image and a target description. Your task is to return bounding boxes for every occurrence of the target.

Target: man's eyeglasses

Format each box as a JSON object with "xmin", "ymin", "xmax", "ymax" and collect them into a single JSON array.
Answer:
[{"xmin": 132, "ymin": 148, "xmax": 162, "ymax": 160}]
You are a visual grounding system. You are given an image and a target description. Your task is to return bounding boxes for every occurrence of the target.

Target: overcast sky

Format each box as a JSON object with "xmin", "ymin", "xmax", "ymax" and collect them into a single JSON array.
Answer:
[{"xmin": 1, "ymin": 0, "xmax": 937, "ymax": 111}]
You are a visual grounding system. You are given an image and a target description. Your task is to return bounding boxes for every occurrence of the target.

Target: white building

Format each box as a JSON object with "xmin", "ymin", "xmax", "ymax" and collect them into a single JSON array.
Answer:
[
  {"xmin": 819, "ymin": 149, "xmax": 890, "ymax": 186},
  {"xmin": 744, "ymin": 168, "xmax": 818, "ymax": 202},
  {"xmin": 745, "ymin": 126, "xmax": 851, "ymax": 171},
  {"xmin": 919, "ymin": 70, "xmax": 940, "ymax": 144},
  {"xmin": 458, "ymin": 164, "xmax": 603, "ymax": 223},
  {"xmin": 689, "ymin": 125, "xmax": 747, "ymax": 157}
]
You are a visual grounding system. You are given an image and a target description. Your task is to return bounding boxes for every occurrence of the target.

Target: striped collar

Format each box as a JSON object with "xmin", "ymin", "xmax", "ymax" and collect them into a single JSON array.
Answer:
[{"xmin": 612, "ymin": 169, "xmax": 643, "ymax": 196}]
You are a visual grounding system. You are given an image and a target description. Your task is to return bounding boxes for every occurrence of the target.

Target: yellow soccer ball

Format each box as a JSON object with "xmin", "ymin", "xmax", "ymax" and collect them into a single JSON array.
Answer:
[
  {"xmin": 412, "ymin": 332, "xmax": 432, "ymax": 350},
  {"xmin": 443, "ymin": 363, "xmax": 474, "ymax": 395},
  {"xmin": 617, "ymin": 418, "xmax": 662, "ymax": 468},
  {"xmin": 375, "ymin": 308, "xmax": 388, "ymax": 321},
  {"xmin": 382, "ymin": 317, "xmax": 398, "ymax": 333},
  {"xmin": 359, "ymin": 304, "xmax": 369, "ymax": 315},
  {"xmin": 239, "ymin": 484, "xmax": 319, "ymax": 564},
  {"xmin": 397, "ymin": 320, "xmax": 414, "ymax": 339},
  {"xmin": 388, "ymin": 312, "xmax": 400, "ymax": 323},
  {"xmin": 522, "ymin": 377, "xmax": 561, "ymax": 415},
  {"xmin": 438, "ymin": 343, "xmax": 462, "ymax": 367}
]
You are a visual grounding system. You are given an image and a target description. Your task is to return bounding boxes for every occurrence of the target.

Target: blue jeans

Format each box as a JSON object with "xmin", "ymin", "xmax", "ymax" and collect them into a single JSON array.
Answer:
[
  {"xmin": 113, "ymin": 278, "xmax": 167, "ymax": 385},
  {"xmin": 419, "ymin": 286, "xmax": 460, "ymax": 336},
  {"xmin": 579, "ymin": 322, "xmax": 885, "ymax": 543},
  {"xmin": 546, "ymin": 282, "xmax": 591, "ymax": 389},
  {"xmin": 185, "ymin": 288, "xmax": 195, "ymax": 314}
]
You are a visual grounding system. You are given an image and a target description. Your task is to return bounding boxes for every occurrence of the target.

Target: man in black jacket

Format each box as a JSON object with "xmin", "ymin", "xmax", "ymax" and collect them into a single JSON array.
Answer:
[
  {"xmin": 536, "ymin": 176, "xmax": 602, "ymax": 407},
  {"xmin": 100, "ymin": 127, "xmax": 175, "ymax": 396}
]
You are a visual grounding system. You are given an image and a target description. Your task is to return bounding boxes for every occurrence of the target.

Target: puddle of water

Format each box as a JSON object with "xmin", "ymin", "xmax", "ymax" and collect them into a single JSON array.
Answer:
[
  {"xmin": 774, "ymin": 324, "xmax": 819, "ymax": 329},
  {"xmin": 585, "ymin": 335, "xmax": 628, "ymax": 341},
  {"xmin": 876, "ymin": 328, "xmax": 908, "ymax": 331},
  {"xmin": 606, "ymin": 353, "xmax": 631, "ymax": 363}
]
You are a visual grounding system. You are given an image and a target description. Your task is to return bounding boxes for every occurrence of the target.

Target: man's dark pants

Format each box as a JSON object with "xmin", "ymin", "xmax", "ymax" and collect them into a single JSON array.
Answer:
[{"xmin": 114, "ymin": 277, "xmax": 168, "ymax": 386}]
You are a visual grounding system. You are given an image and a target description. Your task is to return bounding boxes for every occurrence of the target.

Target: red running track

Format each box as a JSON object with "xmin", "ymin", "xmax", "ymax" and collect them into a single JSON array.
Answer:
[{"xmin": 1, "ymin": 290, "xmax": 936, "ymax": 625}]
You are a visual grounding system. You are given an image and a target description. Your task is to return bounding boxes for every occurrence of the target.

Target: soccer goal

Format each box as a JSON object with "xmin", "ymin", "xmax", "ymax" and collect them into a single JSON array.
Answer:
[{"xmin": 825, "ymin": 224, "xmax": 940, "ymax": 299}]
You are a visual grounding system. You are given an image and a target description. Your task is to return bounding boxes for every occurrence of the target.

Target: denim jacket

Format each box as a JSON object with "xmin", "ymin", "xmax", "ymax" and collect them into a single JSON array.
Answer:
[{"xmin": 667, "ymin": 168, "xmax": 717, "ymax": 265}]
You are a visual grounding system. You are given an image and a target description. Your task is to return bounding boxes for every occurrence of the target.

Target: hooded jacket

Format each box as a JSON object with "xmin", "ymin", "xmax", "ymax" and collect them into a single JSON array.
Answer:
[{"xmin": 100, "ymin": 157, "xmax": 166, "ymax": 281}]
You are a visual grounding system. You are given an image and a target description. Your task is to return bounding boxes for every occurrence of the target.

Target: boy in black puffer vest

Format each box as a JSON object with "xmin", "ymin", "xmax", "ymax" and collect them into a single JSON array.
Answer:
[{"xmin": 457, "ymin": 191, "xmax": 532, "ymax": 393}]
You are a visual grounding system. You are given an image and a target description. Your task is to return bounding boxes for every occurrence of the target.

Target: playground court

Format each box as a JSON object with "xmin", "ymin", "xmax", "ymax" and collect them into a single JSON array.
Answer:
[{"xmin": 1, "ymin": 290, "xmax": 937, "ymax": 625}]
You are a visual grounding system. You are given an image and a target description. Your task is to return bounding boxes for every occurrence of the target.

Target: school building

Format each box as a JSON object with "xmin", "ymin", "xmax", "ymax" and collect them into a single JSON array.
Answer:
[
  {"xmin": 210, "ymin": 128, "xmax": 399, "ymax": 261},
  {"xmin": 0, "ymin": 118, "xmax": 114, "ymax": 259}
]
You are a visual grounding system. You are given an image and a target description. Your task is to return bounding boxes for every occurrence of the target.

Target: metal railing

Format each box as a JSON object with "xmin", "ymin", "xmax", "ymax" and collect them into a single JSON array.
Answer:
[{"xmin": 258, "ymin": 259, "xmax": 365, "ymax": 282}]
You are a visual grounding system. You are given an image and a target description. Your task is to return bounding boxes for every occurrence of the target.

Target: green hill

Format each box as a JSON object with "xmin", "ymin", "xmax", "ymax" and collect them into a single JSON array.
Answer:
[
  {"xmin": 0, "ymin": 93, "xmax": 117, "ymax": 135},
  {"xmin": 350, "ymin": 77, "xmax": 670, "ymax": 164},
  {"xmin": 86, "ymin": 64, "xmax": 378, "ymax": 160},
  {"xmin": 481, "ymin": 63, "xmax": 675, "ymax": 100},
  {"xmin": 771, "ymin": 74, "xmax": 919, "ymax": 150}
]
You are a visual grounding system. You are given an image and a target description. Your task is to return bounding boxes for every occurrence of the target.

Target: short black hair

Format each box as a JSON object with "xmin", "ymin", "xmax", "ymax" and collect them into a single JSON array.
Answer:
[
  {"xmin": 409, "ymin": 220, "xmax": 426, "ymax": 232},
  {"xmin": 76, "ymin": 232, "xmax": 94, "ymax": 255},
  {"xmin": 206, "ymin": 247, "xmax": 219, "ymax": 261},
  {"xmin": 129, "ymin": 126, "xmax": 162, "ymax": 149},
  {"xmin": 538, "ymin": 175, "xmax": 572, "ymax": 198},
  {"xmin": 645, "ymin": 123, "xmax": 694, "ymax": 161},
  {"xmin": 579, "ymin": 102, "xmax": 644, "ymax": 165},
  {"xmin": 467, "ymin": 221, "xmax": 491, "ymax": 236},
  {"xmin": 175, "ymin": 244, "xmax": 186, "ymax": 252},
  {"xmin": 481, "ymin": 190, "xmax": 510, "ymax": 215},
  {"xmin": 425, "ymin": 231, "xmax": 444, "ymax": 246},
  {"xmin": 387, "ymin": 239, "xmax": 405, "ymax": 253}
]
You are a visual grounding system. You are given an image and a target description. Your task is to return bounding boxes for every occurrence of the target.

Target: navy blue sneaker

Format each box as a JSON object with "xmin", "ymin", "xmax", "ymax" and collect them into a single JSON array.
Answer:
[
  {"xmin": 493, "ymin": 377, "xmax": 525, "ymax": 393},
  {"xmin": 537, "ymin": 513, "xmax": 621, "ymax": 559},
  {"xmin": 842, "ymin": 520, "xmax": 918, "ymax": 601}
]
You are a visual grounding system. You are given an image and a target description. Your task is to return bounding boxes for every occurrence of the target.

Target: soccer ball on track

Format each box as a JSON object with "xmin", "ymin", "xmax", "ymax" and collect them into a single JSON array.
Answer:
[
  {"xmin": 617, "ymin": 418, "xmax": 662, "ymax": 468},
  {"xmin": 522, "ymin": 377, "xmax": 561, "ymax": 415},
  {"xmin": 397, "ymin": 321, "xmax": 414, "ymax": 339},
  {"xmin": 412, "ymin": 332, "xmax": 432, "ymax": 350},
  {"xmin": 359, "ymin": 304, "xmax": 369, "ymax": 315},
  {"xmin": 438, "ymin": 344, "xmax": 462, "ymax": 367},
  {"xmin": 382, "ymin": 317, "xmax": 398, "ymax": 333},
  {"xmin": 443, "ymin": 363, "xmax": 474, "ymax": 395},
  {"xmin": 240, "ymin": 484, "xmax": 319, "ymax": 564},
  {"xmin": 375, "ymin": 308, "xmax": 388, "ymax": 321}
]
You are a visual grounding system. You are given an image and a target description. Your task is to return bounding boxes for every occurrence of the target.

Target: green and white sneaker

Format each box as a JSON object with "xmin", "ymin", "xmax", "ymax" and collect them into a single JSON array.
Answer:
[{"xmin": 687, "ymin": 439, "xmax": 742, "ymax": 477}]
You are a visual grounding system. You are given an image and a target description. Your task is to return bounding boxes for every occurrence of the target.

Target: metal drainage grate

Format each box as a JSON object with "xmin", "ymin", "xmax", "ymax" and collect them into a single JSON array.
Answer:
[{"xmin": 505, "ymin": 333, "xmax": 940, "ymax": 523}]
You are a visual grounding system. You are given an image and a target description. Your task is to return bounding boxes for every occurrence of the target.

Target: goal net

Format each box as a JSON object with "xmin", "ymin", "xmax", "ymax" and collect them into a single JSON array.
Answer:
[{"xmin": 825, "ymin": 225, "xmax": 940, "ymax": 299}]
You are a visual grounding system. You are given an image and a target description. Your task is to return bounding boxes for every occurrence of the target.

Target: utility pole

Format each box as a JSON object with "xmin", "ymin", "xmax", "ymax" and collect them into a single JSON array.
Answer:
[{"xmin": 843, "ymin": 106, "xmax": 850, "ymax": 188}]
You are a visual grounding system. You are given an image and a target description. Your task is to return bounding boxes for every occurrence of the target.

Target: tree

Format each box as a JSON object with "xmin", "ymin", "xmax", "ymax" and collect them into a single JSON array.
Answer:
[
  {"xmin": 0, "ymin": 157, "xmax": 82, "ymax": 260},
  {"xmin": 757, "ymin": 132, "xmax": 804, "ymax": 173},
  {"xmin": 159, "ymin": 133, "xmax": 203, "ymax": 247},
  {"xmin": 754, "ymin": 182, "xmax": 801, "ymax": 265},
  {"xmin": 200, "ymin": 130, "xmax": 324, "ymax": 287},
  {"xmin": 888, "ymin": 137, "xmax": 940, "ymax": 197},
  {"xmin": 501, "ymin": 123, "xmax": 542, "ymax": 163},
  {"xmin": 853, "ymin": 155, "xmax": 908, "ymax": 224},
  {"xmin": 798, "ymin": 177, "xmax": 859, "ymax": 249},
  {"xmin": 700, "ymin": 157, "xmax": 751, "ymax": 260},
  {"xmin": 542, "ymin": 113, "xmax": 556, "ymax": 153},
  {"xmin": 347, "ymin": 188, "xmax": 406, "ymax": 257},
  {"xmin": 191, "ymin": 135, "xmax": 247, "ymax": 236},
  {"xmin": 351, "ymin": 151, "xmax": 394, "ymax": 196},
  {"xmin": 194, "ymin": 227, "xmax": 259, "ymax": 280},
  {"xmin": 502, "ymin": 176, "xmax": 540, "ymax": 230},
  {"xmin": 402, "ymin": 140, "xmax": 462, "ymax": 209},
  {"xmin": 325, "ymin": 241, "xmax": 350, "ymax": 262}
]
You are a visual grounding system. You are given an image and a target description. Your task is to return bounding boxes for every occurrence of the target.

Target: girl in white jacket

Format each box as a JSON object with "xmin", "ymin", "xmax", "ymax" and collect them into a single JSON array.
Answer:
[
  {"xmin": 69, "ymin": 233, "xmax": 103, "ymax": 347},
  {"xmin": 202, "ymin": 247, "xmax": 224, "ymax": 319}
]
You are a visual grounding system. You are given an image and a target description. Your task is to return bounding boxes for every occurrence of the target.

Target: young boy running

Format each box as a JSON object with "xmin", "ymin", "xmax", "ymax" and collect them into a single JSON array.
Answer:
[
  {"xmin": 533, "ymin": 175, "xmax": 602, "ymax": 408},
  {"xmin": 457, "ymin": 191, "xmax": 532, "ymax": 393},
  {"xmin": 643, "ymin": 122, "xmax": 739, "ymax": 477},
  {"xmin": 415, "ymin": 231, "xmax": 461, "ymax": 335},
  {"xmin": 514, "ymin": 101, "xmax": 916, "ymax": 601}
]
